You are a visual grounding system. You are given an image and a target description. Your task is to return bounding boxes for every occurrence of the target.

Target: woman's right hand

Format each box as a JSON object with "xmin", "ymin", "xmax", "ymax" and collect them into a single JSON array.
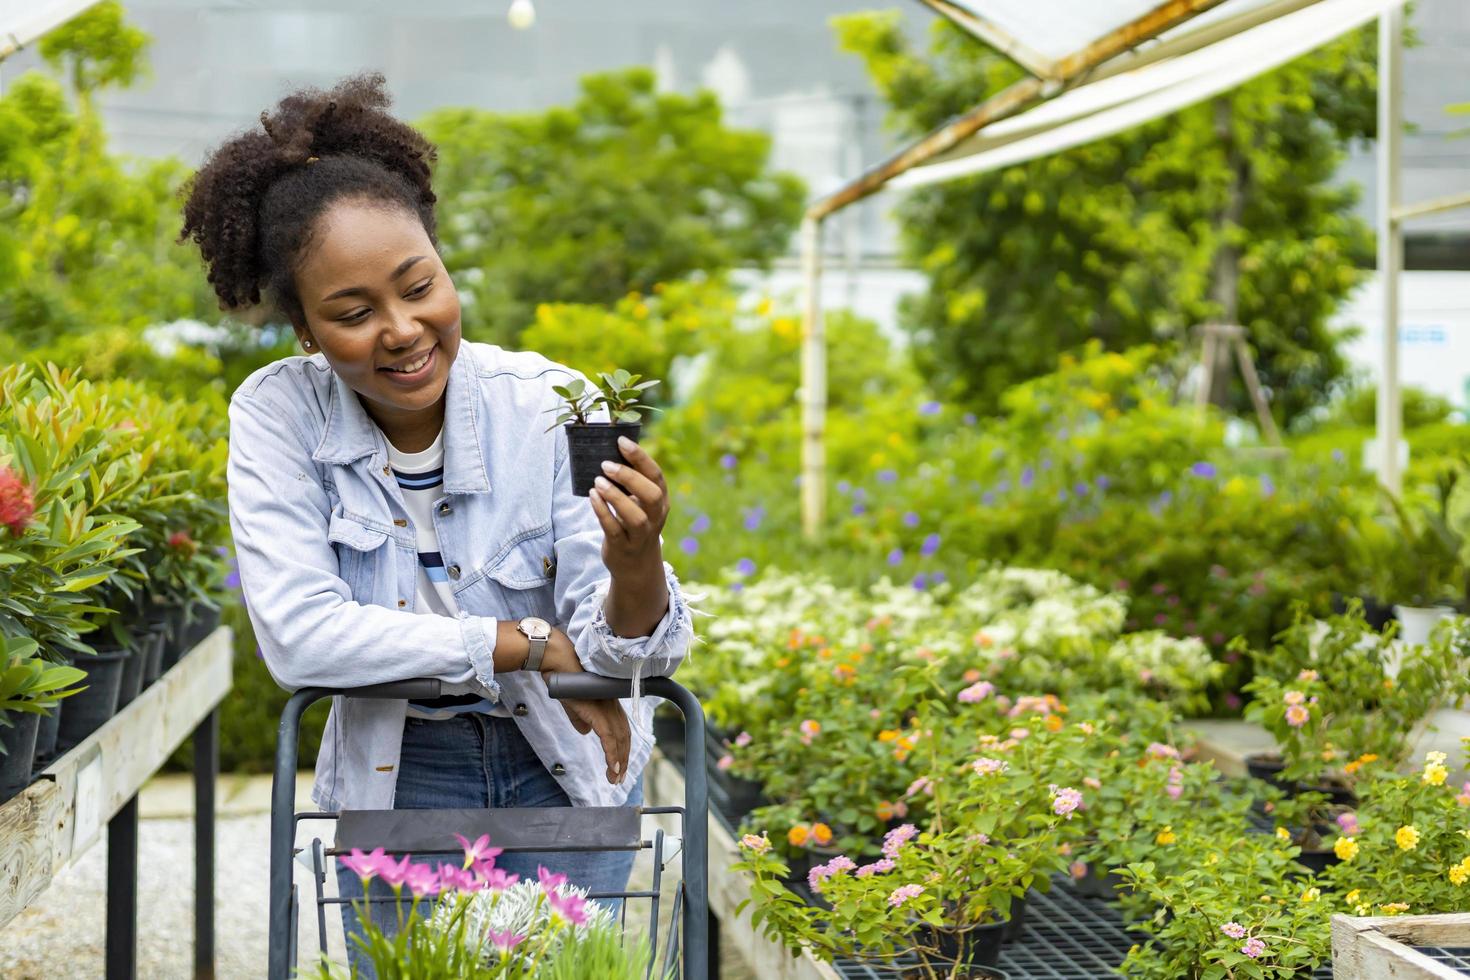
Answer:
[{"xmin": 538, "ymin": 628, "xmax": 631, "ymax": 785}]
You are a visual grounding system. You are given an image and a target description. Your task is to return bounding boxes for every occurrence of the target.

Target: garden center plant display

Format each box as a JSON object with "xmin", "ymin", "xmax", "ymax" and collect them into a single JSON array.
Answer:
[
  {"xmin": 305, "ymin": 834, "xmax": 660, "ymax": 979},
  {"xmin": 695, "ymin": 564, "xmax": 1470, "ymax": 978}
]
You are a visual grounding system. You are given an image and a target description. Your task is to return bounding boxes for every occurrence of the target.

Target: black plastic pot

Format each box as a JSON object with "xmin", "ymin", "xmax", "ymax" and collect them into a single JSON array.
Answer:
[
  {"xmin": 1295, "ymin": 779, "xmax": 1357, "ymax": 807},
  {"xmin": 115, "ymin": 640, "xmax": 146, "ymax": 710},
  {"xmin": 902, "ymin": 969, "xmax": 1008, "ymax": 980},
  {"xmin": 1070, "ymin": 861, "xmax": 1121, "ymax": 900},
  {"xmin": 927, "ymin": 919, "xmax": 1007, "ymax": 969},
  {"xmin": 704, "ymin": 728, "xmax": 766, "ymax": 820},
  {"xmin": 1003, "ymin": 891, "xmax": 1028, "ymax": 942},
  {"xmin": 55, "ymin": 646, "xmax": 129, "ymax": 753},
  {"xmin": 31, "ymin": 703, "xmax": 61, "ymax": 772},
  {"xmin": 183, "ymin": 601, "xmax": 223, "ymax": 649},
  {"xmin": 564, "ymin": 422, "xmax": 642, "ymax": 497},
  {"xmin": 0, "ymin": 712, "xmax": 41, "ymax": 804},
  {"xmin": 142, "ymin": 623, "xmax": 166, "ymax": 687},
  {"xmin": 1293, "ymin": 847, "xmax": 1341, "ymax": 875},
  {"xmin": 1244, "ymin": 752, "xmax": 1292, "ymax": 793}
]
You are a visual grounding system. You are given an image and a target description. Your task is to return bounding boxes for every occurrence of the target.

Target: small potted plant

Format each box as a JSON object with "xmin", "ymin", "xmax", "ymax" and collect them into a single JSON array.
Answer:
[
  {"xmin": 1379, "ymin": 465, "xmax": 1468, "ymax": 644},
  {"xmin": 543, "ymin": 369, "xmax": 661, "ymax": 497},
  {"xmin": 0, "ymin": 635, "xmax": 86, "ymax": 804}
]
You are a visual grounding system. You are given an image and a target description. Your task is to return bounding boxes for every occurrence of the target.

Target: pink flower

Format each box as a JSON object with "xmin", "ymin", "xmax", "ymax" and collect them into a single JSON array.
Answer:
[
  {"xmin": 1009, "ymin": 727, "xmax": 1031, "ymax": 740},
  {"xmin": 717, "ymin": 754, "xmax": 734, "ymax": 771},
  {"xmin": 474, "ymin": 865, "xmax": 519, "ymax": 891},
  {"xmin": 740, "ymin": 833, "xmax": 771, "ymax": 855},
  {"xmin": 958, "ymin": 681, "xmax": 995, "ymax": 703},
  {"xmin": 488, "ymin": 929, "xmax": 525, "ymax": 955},
  {"xmin": 807, "ymin": 856, "xmax": 856, "ymax": 893},
  {"xmin": 377, "ymin": 854, "xmax": 413, "ymax": 889},
  {"xmin": 734, "ymin": 731, "xmax": 753, "ymax": 748},
  {"xmin": 1050, "ymin": 785, "xmax": 1083, "ymax": 818},
  {"xmin": 1146, "ymin": 742, "xmax": 1180, "ymax": 760},
  {"xmin": 0, "ymin": 467, "xmax": 36, "ymax": 536},
  {"xmin": 1165, "ymin": 783, "xmax": 1183, "ymax": 799},
  {"xmin": 869, "ymin": 708, "xmax": 882, "ymax": 719},
  {"xmin": 1221, "ymin": 921, "xmax": 1247, "ymax": 939},
  {"xmin": 888, "ymin": 883, "xmax": 925, "ymax": 907},
  {"xmin": 1457, "ymin": 782, "xmax": 1470, "ymax": 807},
  {"xmin": 1083, "ymin": 777, "xmax": 1102, "ymax": 790},
  {"xmin": 1285, "ymin": 704, "xmax": 1310, "ymax": 728},
  {"xmin": 799, "ymin": 719, "xmax": 820, "ymax": 745},
  {"xmin": 454, "ymin": 833, "xmax": 502, "ymax": 868},
  {"xmin": 547, "ymin": 889, "xmax": 589, "ymax": 927},
  {"xmin": 341, "ymin": 847, "xmax": 388, "ymax": 883},
  {"xmin": 538, "ymin": 866, "xmax": 568, "ymax": 895},
  {"xmin": 856, "ymin": 858, "xmax": 895, "ymax": 878},
  {"xmin": 1241, "ymin": 937, "xmax": 1266, "ymax": 958},
  {"xmin": 972, "ymin": 757, "xmax": 1008, "ymax": 776},
  {"xmin": 405, "ymin": 862, "xmax": 441, "ymax": 898},
  {"xmin": 1336, "ymin": 812, "xmax": 1360, "ymax": 836},
  {"xmin": 904, "ymin": 776, "xmax": 934, "ymax": 799},
  {"xmin": 883, "ymin": 824, "xmax": 918, "ymax": 859},
  {"xmin": 437, "ymin": 863, "xmax": 482, "ymax": 894},
  {"xmin": 1069, "ymin": 860, "xmax": 1087, "ymax": 879}
]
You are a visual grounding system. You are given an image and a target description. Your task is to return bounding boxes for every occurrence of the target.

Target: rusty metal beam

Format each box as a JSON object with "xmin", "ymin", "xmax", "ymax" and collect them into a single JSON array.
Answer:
[
  {"xmin": 913, "ymin": 0, "xmax": 1058, "ymax": 79},
  {"xmin": 807, "ymin": 0, "xmax": 1231, "ymax": 221}
]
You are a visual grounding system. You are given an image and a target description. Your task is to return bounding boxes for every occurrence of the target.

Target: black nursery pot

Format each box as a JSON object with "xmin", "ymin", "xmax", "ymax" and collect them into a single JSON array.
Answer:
[
  {"xmin": 115, "ymin": 641, "xmax": 146, "ymax": 710},
  {"xmin": 0, "ymin": 712, "xmax": 41, "ymax": 804},
  {"xmin": 1244, "ymin": 752, "xmax": 1292, "ymax": 793},
  {"xmin": 31, "ymin": 706, "xmax": 61, "ymax": 770},
  {"xmin": 142, "ymin": 623, "xmax": 167, "ymax": 687},
  {"xmin": 183, "ymin": 600, "xmax": 223, "ymax": 649},
  {"xmin": 1003, "ymin": 891, "xmax": 1028, "ymax": 942},
  {"xmin": 928, "ymin": 919, "xmax": 1007, "ymax": 969},
  {"xmin": 564, "ymin": 422, "xmax": 642, "ymax": 497},
  {"xmin": 55, "ymin": 646, "xmax": 129, "ymax": 754}
]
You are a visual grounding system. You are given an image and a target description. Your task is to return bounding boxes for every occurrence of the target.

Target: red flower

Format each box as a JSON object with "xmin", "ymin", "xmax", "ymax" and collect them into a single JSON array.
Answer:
[
  {"xmin": 168, "ymin": 529, "xmax": 198, "ymax": 556},
  {"xmin": 0, "ymin": 466, "xmax": 36, "ymax": 536}
]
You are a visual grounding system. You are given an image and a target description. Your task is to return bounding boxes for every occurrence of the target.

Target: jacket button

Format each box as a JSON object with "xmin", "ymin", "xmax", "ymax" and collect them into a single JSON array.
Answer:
[
  {"xmin": 447, "ymin": 564, "xmax": 461, "ymax": 580},
  {"xmin": 397, "ymin": 599, "xmax": 407, "ymax": 608},
  {"xmin": 393, "ymin": 519, "xmax": 407, "ymax": 527},
  {"xmin": 382, "ymin": 465, "xmax": 390, "ymax": 476},
  {"xmin": 551, "ymin": 763, "xmax": 566, "ymax": 776},
  {"xmin": 514, "ymin": 703, "xmax": 529, "ymax": 717},
  {"xmin": 437, "ymin": 502, "xmax": 452, "ymax": 515}
]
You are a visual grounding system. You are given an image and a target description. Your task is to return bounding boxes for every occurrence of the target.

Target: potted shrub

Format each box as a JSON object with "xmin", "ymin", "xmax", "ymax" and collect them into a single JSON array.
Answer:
[
  {"xmin": 0, "ymin": 635, "xmax": 86, "ymax": 803},
  {"xmin": 1378, "ymin": 467, "xmax": 1468, "ymax": 644},
  {"xmin": 543, "ymin": 369, "xmax": 661, "ymax": 497}
]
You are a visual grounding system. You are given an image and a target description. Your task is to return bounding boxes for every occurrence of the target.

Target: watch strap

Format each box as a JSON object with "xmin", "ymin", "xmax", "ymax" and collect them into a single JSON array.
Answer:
[{"xmin": 523, "ymin": 635, "xmax": 547, "ymax": 672}]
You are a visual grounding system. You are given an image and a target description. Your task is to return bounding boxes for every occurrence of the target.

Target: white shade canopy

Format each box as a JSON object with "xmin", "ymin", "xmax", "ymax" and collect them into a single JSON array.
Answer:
[{"xmin": 894, "ymin": 0, "xmax": 1406, "ymax": 188}]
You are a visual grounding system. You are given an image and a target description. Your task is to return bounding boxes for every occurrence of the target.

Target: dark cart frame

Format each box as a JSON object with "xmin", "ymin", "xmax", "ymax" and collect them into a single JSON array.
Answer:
[{"xmin": 267, "ymin": 674, "xmax": 709, "ymax": 980}]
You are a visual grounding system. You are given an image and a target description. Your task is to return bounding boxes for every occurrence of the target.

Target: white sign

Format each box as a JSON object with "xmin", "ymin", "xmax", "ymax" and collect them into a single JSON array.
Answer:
[{"xmin": 73, "ymin": 752, "xmax": 104, "ymax": 852}]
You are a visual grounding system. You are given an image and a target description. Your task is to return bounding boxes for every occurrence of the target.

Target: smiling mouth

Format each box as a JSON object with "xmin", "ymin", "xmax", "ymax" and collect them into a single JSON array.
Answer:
[{"xmin": 379, "ymin": 344, "xmax": 437, "ymax": 377}]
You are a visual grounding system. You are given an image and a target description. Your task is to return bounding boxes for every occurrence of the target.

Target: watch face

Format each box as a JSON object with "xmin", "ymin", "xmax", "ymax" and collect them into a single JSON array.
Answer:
[{"xmin": 521, "ymin": 617, "xmax": 551, "ymax": 638}]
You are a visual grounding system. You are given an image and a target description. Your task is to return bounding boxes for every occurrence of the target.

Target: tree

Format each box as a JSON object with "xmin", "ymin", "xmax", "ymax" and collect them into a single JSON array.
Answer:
[
  {"xmin": 418, "ymin": 68, "xmax": 806, "ymax": 346},
  {"xmin": 835, "ymin": 12, "xmax": 1377, "ymax": 427},
  {"xmin": 0, "ymin": 2, "xmax": 217, "ymax": 351}
]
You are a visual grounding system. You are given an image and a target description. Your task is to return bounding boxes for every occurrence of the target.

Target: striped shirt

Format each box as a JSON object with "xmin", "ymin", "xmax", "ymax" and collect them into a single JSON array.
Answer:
[{"xmin": 386, "ymin": 428, "xmax": 509, "ymax": 720}]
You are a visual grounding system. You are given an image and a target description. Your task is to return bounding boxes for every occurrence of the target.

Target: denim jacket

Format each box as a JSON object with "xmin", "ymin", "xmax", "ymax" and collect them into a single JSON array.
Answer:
[{"xmin": 226, "ymin": 341, "xmax": 699, "ymax": 812}]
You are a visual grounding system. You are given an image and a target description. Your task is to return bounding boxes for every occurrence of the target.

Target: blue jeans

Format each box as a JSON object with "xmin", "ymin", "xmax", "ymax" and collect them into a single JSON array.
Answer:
[{"xmin": 334, "ymin": 713, "xmax": 642, "ymax": 977}]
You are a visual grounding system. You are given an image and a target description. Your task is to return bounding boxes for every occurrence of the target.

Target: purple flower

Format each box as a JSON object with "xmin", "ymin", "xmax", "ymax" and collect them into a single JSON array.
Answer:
[
  {"xmin": 1260, "ymin": 475, "xmax": 1275, "ymax": 496},
  {"xmin": 1020, "ymin": 467, "xmax": 1035, "ymax": 489},
  {"xmin": 1190, "ymin": 462, "xmax": 1217, "ymax": 479},
  {"xmin": 856, "ymin": 857, "xmax": 895, "ymax": 877},
  {"xmin": 877, "ymin": 469, "xmax": 898, "ymax": 484},
  {"xmin": 743, "ymin": 508, "xmax": 764, "ymax": 532},
  {"xmin": 1221, "ymin": 922, "xmax": 1247, "ymax": 939},
  {"xmin": 882, "ymin": 824, "xmax": 918, "ymax": 858},
  {"xmin": 1242, "ymin": 938, "xmax": 1266, "ymax": 958},
  {"xmin": 996, "ymin": 479, "xmax": 1011, "ymax": 493},
  {"xmin": 1332, "ymin": 448, "xmax": 1345, "ymax": 463},
  {"xmin": 729, "ymin": 582, "xmax": 744, "ymax": 592},
  {"xmin": 225, "ymin": 569, "xmax": 241, "ymax": 590},
  {"xmin": 887, "ymin": 548, "xmax": 904, "ymax": 566},
  {"xmin": 931, "ymin": 571, "xmax": 946, "ymax": 584},
  {"xmin": 1057, "ymin": 489, "xmax": 1069, "ymax": 502},
  {"xmin": 735, "ymin": 558, "xmax": 757, "ymax": 576},
  {"xmin": 888, "ymin": 883, "xmax": 925, "ymax": 907},
  {"xmin": 921, "ymin": 533, "xmax": 941, "ymax": 557},
  {"xmin": 1040, "ymin": 457, "xmax": 1053, "ymax": 471},
  {"xmin": 981, "ymin": 492, "xmax": 996, "ymax": 506},
  {"xmin": 902, "ymin": 511, "xmax": 920, "ymax": 528},
  {"xmin": 853, "ymin": 487, "xmax": 868, "ymax": 502},
  {"xmin": 1074, "ymin": 482, "xmax": 1089, "ymax": 497},
  {"xmin": 962, "ymin": 412, "xmax": 977, "ymax": 426},
  {"xmin": 690, "ymin": 513, "xmax": 711, "ymax": 534},
  {"xmin": 836, "ymin": 480, "xmax": 851, "ymax": 494},
  {"xmin": 919, "ymin": 400, "xmax": 942, "ymax": 416},
  {"xmin": 851, "ymin": 502, "xmax": 867, "ymax": 516},
  {"xmin": 719, "ymin": 453, "xmax": 738, "ymax": 470},
  {"xmin": 912, "ymin": 573, "xmax": 928, "ymax": 590},
  {"xmin": 679, "ymin": 536, "xmax": 699, "ymax": 555},
  {"xmin": 1095, "ymin": 475, "xmax": 1111, "ymax": 491}
]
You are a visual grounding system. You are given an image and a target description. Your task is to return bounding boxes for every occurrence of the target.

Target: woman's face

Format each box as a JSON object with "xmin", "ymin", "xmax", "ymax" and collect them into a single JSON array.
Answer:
[{"xmin": 292, "ymin": 198, "xmax": 461, "ymax": 441}]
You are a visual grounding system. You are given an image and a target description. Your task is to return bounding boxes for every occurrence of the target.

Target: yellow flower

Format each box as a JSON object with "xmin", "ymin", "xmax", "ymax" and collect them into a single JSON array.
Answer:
[
  {"xmin": 1396, "ymin": 825, "xmax": 1421, "ymax": 852},
  {"xmin": 877, "ymin": 729, "xmax": 901, "ymax": 743},
  {"xmin": 1300, "ymin": 887, "xmax": 1320, "ymax": 903},
  {"xmin": 1156, "ymin": 827, "xmax": 1177, "ymax": 845},
  {"xmin": 1380, "ymin": 902, "xmax": 1410, "ymax": 916},
  {"xmin": 787, "ymin": 824, "xmax": 810, "ymax": 847},
  {"xmin": 1335, "ymin": 836, "xmax": 1360, "ymax": 861},
  {"xmin": 1275, "ymin": 826, "xmax": 1292, "ymax": 842},
  {"xmin": 1423, "ymin": 752, "xmax": 1449, "ymax": 786},
  {"xmin": 1449, "ymin": 863, "xmax": 1470, "ymax": 887},
  {"xmin": 1345, "ymin": 889, "xmax": 1361, "ymax": 906}
]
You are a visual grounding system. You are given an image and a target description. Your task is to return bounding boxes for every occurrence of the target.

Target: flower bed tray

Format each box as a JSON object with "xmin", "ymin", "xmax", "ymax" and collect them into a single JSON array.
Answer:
[{"xmin": 1333, "ymin": 912, "xmax": 1470, "ymax": 979}]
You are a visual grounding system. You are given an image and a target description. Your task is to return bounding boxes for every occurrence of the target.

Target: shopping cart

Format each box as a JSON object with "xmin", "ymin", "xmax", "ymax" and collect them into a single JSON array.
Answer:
[{"xmin": 266, "ymin": 674, "xmax": 709, "ymax": 980}]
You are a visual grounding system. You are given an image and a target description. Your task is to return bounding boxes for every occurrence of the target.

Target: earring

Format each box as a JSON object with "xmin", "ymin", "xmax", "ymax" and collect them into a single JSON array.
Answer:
[{"xmin": 304, "ymin": 341, "xmax": 312, "ymax": 349}]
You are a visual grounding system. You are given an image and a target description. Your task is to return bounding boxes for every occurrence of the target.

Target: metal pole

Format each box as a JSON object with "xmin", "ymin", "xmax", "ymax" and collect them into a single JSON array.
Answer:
[
  {"xmin": 106, "ymin": 795, "xmax": 139, "ymax": 980},
  {"xmin": 799, "ymin": 216, "xmax": 826, "ymax": 541},
  {"xmin": 1376, "ymin": 5, "xmax": 1404, "ymax": 495},
  {"xmin": 269, "ymin": 691, "xmax": 315, "ymax": 980},
  {"xmin": 194, "ymin": 708, "xmax": 219, "ymax": 980}
]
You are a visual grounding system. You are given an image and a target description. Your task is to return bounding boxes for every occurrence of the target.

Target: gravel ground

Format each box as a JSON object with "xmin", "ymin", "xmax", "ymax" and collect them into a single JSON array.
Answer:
[{"xmin": 2, "ymin": 807, "xmax": 753, "ymax": 979}]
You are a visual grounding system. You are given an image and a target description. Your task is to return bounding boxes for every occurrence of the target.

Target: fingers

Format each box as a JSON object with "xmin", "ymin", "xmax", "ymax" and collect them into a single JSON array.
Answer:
[
  {"xmin": 597, "ymin": 458, "xmax": 662, "ymax": 508},
  {"xmin": 558, "ymin": 699, "xmax": 592, "ymax": 736},
  {"xmin": 614, "ymin": 436, "xmax": 667, "ymax": 493},
  {"xmin": 588, "ymin": 486, "xmax": 628, "ymax": 539}
]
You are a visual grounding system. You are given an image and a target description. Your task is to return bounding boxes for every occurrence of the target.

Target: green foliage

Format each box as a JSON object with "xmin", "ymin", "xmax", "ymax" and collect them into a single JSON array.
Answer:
[
  {"xmin": 419, "ymin": 68, "xmax": 805, "ymax": 345},
  {"xmin": 0, "ymin": 635, "xmax": 87, "ymax": 752},
  {"xmin": 832, "ymin": 12, "xmax": 1376, "ymax": 427},
  {"xmin": 37, "ymin": 0, "xmax": 150, "ymax": 97}
]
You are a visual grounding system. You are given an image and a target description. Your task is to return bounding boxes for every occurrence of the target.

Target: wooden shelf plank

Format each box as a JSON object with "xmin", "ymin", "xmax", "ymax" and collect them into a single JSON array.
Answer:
[
  {"xmin": 644, "ymin": 750, "xmax": 841, "ymax": 980},
  {"xmin": 0, "ymin": 627, "xmax": 233, "ymax": 930}
]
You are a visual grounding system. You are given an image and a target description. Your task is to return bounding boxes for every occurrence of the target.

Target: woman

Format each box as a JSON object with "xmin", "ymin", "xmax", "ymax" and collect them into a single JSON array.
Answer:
[{"xmin": 180, "ymin": 73, "xmax": 697, "ymax": 964}]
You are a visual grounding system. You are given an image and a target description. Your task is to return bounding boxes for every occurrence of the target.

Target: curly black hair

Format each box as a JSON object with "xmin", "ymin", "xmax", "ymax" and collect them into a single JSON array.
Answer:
[{"xmin": 179, "ymin": 72, "xmax": 439, "ymax": 325}]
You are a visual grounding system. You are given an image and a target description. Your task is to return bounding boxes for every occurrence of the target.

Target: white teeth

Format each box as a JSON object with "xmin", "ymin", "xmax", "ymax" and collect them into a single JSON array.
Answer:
[{"xmin": 387, "ymin": 350, "xmax": 431, "ymax": 373}]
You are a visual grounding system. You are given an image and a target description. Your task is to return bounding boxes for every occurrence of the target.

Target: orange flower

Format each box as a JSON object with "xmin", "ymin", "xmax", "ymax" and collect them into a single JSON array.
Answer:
[
  {"xmin": 1044, "ymin": 714, "xmax": 1064, "ymax": 732},
  {"xmin": 878, "ymin": 730, "xmax": 901, "ymax": 743},
  {"xmin": 811, "ymin": 823, "xmax": 833, "ymax": 846},
  {"xmin": 962, "ymin": 669, "xmax": 983, "ymax": 683},
  {"xmin": 876, "ymin": 801, "xmax": 896, "ymax": 821},
  {"xmin": 787, "ymin": 824, "xmax": 810, "ymax": 847}
]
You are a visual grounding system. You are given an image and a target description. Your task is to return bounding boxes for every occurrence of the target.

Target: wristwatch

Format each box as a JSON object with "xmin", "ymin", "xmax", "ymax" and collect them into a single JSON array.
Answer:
[{"xmin": 516, "ymin": 616, "xmax": 552, "ymax": 672}]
